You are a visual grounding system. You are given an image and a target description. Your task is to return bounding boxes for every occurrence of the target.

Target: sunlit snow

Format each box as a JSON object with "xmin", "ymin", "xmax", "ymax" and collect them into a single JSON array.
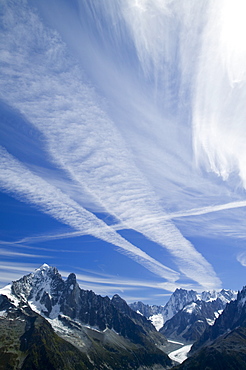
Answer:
[{"xmin": 168, "ymin": 344, "xmax": 192, "ymax": 364}]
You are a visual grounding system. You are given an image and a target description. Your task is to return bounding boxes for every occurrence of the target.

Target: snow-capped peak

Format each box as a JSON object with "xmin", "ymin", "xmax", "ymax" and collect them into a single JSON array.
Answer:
[
  {"xmin": 183, "ymin": 302, "xmax": 198, "ymax": 314},
  {"xmin": 130, "ymin": 287, "xmax": 237, "ymax": 330},
  {"xmin": 199, "ymin": 289, "xmax": 237, "ymax": 303},
  {"xmin": 36, "ymin": 263, "xmax": 50, "ymax": 270},
  {"xmin": 34, "ymin": 263, "xmax": 51, "ymax": 273},
  {"xmin": 33, "ymin": 263, "xmax": 58, "ymax": 280},
  {"xmin": 0, "ymin": 284, "xmax": 20, "ymax": 307},
  {"xmin": 5, "ymin": 264, "xmax": 63, "ymax": 317}
]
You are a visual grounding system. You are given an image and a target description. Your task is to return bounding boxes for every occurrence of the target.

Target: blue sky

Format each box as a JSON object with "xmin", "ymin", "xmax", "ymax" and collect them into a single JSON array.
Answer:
[{"xmin": 0, "ymin": 0, "xmax": 246, "ymax": 305}]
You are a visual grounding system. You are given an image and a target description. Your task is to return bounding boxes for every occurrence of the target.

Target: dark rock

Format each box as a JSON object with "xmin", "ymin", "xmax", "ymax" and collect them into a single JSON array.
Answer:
[{"xmin": 0, "ymin": 265, "xmax": 172, "ymax": 369}]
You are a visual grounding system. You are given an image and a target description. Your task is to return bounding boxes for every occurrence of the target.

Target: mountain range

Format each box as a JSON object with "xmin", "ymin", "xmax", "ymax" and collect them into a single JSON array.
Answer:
[
  {"xmin": 0, "ymin": 264, "xmax": 245, "ymax": 369},
  {"xmin": 174, "ymin": 285, "xmax": 246, "ymax": 369},
  {"xmin": 130, "ymin": 288, "xmax": 237, "ymax": 342},
  {"xmin": 0, "ymin": 264, "xmax": 171, "ymax": 370}
]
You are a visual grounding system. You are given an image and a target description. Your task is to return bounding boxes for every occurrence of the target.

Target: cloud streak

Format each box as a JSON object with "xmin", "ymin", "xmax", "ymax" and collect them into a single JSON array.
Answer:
[
  {"xmin": 192, "ymin": 0, "xmax": 246, "ymax": 187},
  {"xmin": 0, "ymin": 0, "xmax": 224, "ymax": 290},
  {"xmin": 0, "ymin": 147, "xmax": 179, "ymax": 282},
  {"xmin": 0, "ymin": 249, "xmax": 49, "ymax": 259},
  {"xmin": 0, "ymin": 262, "xmax": 41, "ymax": 286},
  {"xmin": 165, "ymin": 200, "xmax": 246, "ymax": 220},
  {"xmin": 237, "ymin": 252, "xmax": 246, "ymax": 267}
]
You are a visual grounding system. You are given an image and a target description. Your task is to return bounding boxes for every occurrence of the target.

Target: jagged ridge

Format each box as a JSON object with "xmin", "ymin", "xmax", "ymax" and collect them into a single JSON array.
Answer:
[
  {"xmin": 130, "ymin": 288, "xmax": 237, "ymax": 343},
  {"xmin": 173, "ymin": 286, "xmax": 246, "ymax": 369},
  {"xmin": 0, "ymin": 264, "xmax": 172, "ymax": 370}
]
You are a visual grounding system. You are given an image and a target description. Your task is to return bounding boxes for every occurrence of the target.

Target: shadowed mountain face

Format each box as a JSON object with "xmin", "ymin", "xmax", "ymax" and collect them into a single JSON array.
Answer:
[
  {"xmin": 173, "ymin": 287, "xmax": 246, "ymax": 370},
  {"xmin": 10, "ymin": 264, "xmax": 164, "ymax": 346},
  {"xmin": 0, "ymin": 295, "xmax": 95, "ymax": 370},
  {"xmin": 173, "ymin": 327, "xmax": 246, "ymax": 370},
  {"xmin": 130, "ymin": 289, "xmax": 200, "ymax": 324},
  {"xmin": 160, "ymin": 297, "xmax": 232, "ymax": 343},
  {"xmin": 0, "ymin": 264, "xmax": 172, "ymax": 370},
  {"xmin": 130, "ymin": 288, "xmax": 237, "ymax": 343}
]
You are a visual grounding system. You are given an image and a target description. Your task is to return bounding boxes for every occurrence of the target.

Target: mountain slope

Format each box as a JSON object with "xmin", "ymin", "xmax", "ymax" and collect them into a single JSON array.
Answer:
[
  {"xmin": 173, "ymin": 327, "xmax": 246, "ymax": 370},
  {"xmin": 174, "ymin": 286, "xmax": 246, "ymax": 369},
  {"xmin": 131, "ymin": 288, "xmax": 236, "ymax": 343},
  {"xmin": 0, "ymin": 264, "xmax": 172, "ymax": 369},
  {"xmin": 160, "ymin": 296, "xmax": 231, "ymax": 343},
  {"xmin": 130, "ymin": 289, "xmax": 199, "ymax": 327},
  {"xmin": 0, "ymin": 295, "xmax": 94, "ymax": 370},
  {"xmin": 131, "ymin": 289, "xmax": 236, "ymax": 328},
  {"xmin": 191, "ymin": 286, "xmax": 246, "ymax": 353}
]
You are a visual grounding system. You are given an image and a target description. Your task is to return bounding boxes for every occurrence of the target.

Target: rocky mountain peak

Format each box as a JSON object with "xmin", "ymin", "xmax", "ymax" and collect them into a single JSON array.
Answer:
[
  {"xmin": 130, "ymin": 287, "xmax": 237, "ymax": 341},
  {"xmin": 111, "ymin": 293, "xmax": 127, "ymax": 308},
  {"xmin": 238, "ymin": 285, "xmax": 246, "ymax": 306},
  {"xmin": 176, "ymin": 286, "xmax": 246, "ymax": 369},
  {"xmin": 2, "ymin": 265, "xmax": 167, "ymax": 347},
  {"xmin": 32, "ymin": 263, "xmax": 59, "ymax": 279},
  {"xmin": 188, "ymin": 285, "xmax": 246, "ymax": 361},
  {"xmin": 66, "ymin": 272, "xmax": 77, "ymax": 286},
  {"xmin": 35, "ymin": 263, "xmax": 53, "ymax": 272}
]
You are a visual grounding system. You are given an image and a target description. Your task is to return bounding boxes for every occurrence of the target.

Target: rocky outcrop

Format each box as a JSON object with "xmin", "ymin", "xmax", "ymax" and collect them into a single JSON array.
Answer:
[
  {"xmin": 131, "ymin": 288, "xmax": 236, "ymax": 343},
  {"xmin": 0, "ymin": 264, "xmax": 172, "ymax": 369},
  {"xmin": 160, "ymin": 297, "xmax": 230, "ymax": 343},
  {"xmin": 174, "ymin": 287, "xmax": 246, "ymax": 369}
]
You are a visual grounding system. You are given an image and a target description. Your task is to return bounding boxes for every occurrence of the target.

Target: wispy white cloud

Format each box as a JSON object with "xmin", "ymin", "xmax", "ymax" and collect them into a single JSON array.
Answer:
[
  {"xmin": 165, "ymin": 200, "xmax": 246, "ymax": 220},
  {"xmin": 237, "ymin": 252, "xmax": 246, "ymax": 267},
  {"xmin": 0, "ymin": 239, "xmax": 86, "ymax": 254},
  {"xmin": 60, "ymin": 269, "xmax": 175, "ymax": 291},
  {"xmin": 173, "ymin": 206, "xmax": 246, "ymax": 243},
  {"xmin": 0, "ymin": 262, "xmax": 41, "ymax": 286},
  {"xmin": 0, "ymin": 147, "xmax": 179, "ymax": 282},
  {"xmin": 0, "ymin": 0, "xmax": 223, "ymax": 290},
  {"xmin": 56, "ymin": 266, "xmax": 203, "ymax": 295},
  {"xmin": 16, "ymin": 231, "xmax": 87, "ymax": 244},
  {"xmin": 0, "ymin": 248, "xmax": 50, "ymax": 258},
  {"xmin": 0, "ymin": 262, "xmax": 196, "ymax": 304},
  {"xmin": 192, "ymin": 1, "xmax": 246, "ymax": 187}
]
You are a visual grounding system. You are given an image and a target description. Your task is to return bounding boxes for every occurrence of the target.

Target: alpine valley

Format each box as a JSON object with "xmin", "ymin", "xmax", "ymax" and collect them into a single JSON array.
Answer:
[{"xmin": 0, "ymin": 264, "xmax": 245, "ymax": 370}]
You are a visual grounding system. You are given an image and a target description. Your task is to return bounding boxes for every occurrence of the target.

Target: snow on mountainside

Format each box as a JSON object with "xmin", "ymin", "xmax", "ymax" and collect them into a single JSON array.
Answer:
[
  {"xmin": 0, "ymin": 264, "xmax": 173, "ymax": 370},
  {"xmin": 176, "ymin": 286, "xmax": 246, "ymax": 369},
  {"xmin": 191, "ymin": 285, "xmax": 246, "ymax": 353},
  {"xmin": 160, "ymin": 289, "xmax": 237, "ymax": 343},
  {"xmin": 149, "ymin": 313, "xmax": 164, "ymax": 331},
  {"xmin": 0, "ymin": 264, "xmax": 239, "ymax": 368},
  {"xmin": 160, "ymin": 297, "xmax": 230, "ymax": 343},
  {"xmin": 0, "ymin": 264, "xmax": 171, "ymax": 357},
  {"xmin": 130, "ymin": 288, "xmax": 237, "ymax": 331}
]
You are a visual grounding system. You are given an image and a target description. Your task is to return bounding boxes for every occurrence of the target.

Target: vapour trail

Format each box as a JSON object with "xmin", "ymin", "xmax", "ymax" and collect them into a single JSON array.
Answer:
[
  {"xmin": 0, "ymin": 0, "xmax": 221, "ymax": 290},
  {"xmin": 0, "ymin": 147, "xmax": 179, "ymax": 282},
  {"xmin": 165, "ymin": 200, "xmax": 246, "ymax": 220}
]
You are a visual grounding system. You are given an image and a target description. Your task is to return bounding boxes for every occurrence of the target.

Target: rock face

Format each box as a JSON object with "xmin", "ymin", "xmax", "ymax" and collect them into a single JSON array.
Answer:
[
  {"xmin": 174, "ymin": 286, "xmax": 246, "ymax": 370},
  {"xmin": 130, "ymin": 289, "xmax": 199, "ymax": 325},
  {"xmin": 0, "ymin": 264, "xmax": 172, "ymax": 370},
  {"xmin": 0, "ymin": 295, "xmax": 95, "ymax": 370},
  {"xmin": 10, "ymin": 264, "xmax": 163, "ymax": 346},
  {"xmin": 160, "ymin": 296, "xmax": 232, "ymax": 343},
  {"xmin": 131, "ymin": 288, "xmax": 237, "ymax": 342},
  {"xmin": 191, "ymin": 286, "xmax": 246, "ymax": 353},
  {"xmin": 130, "ymin": 301, "xmax": 165, "ymax": 318},
  {"xmin": 162, "ymin": 289, "xmax": 199, "ymax": 323}
]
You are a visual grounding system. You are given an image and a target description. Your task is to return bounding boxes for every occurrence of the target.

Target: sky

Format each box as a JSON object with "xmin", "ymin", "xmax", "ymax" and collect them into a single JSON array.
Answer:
[{"xmin": 0, "ymin": 0, "xmax": 246, "ymax": 305}]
